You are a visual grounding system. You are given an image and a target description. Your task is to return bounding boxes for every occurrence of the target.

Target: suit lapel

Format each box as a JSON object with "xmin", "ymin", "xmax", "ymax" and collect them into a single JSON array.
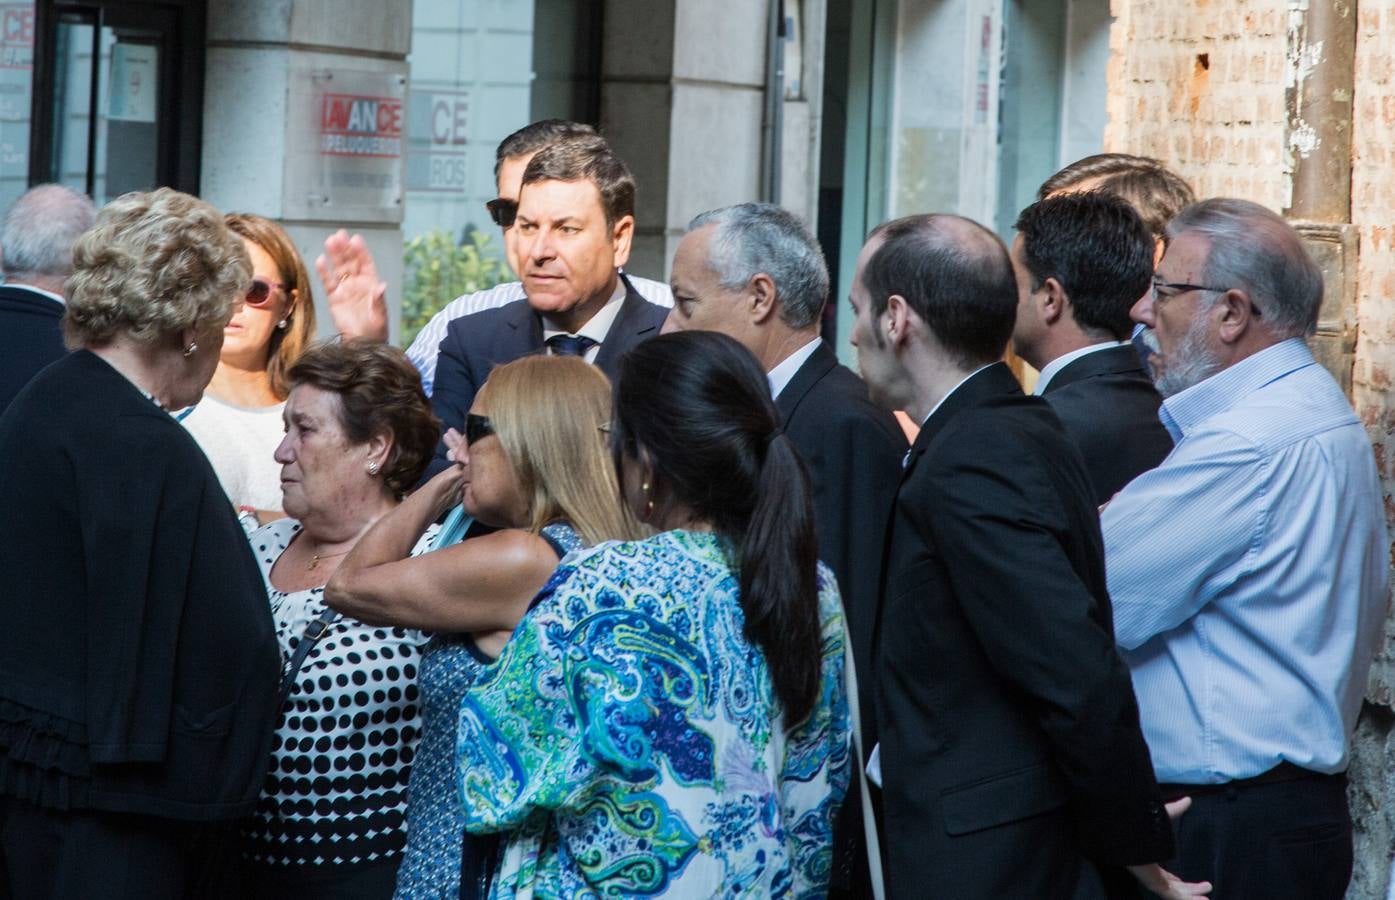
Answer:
[
  {"xmin": 775, "ymin": 341, "xmax": 837, "ymax": 422},
  {"xmin": 505, "ymin": 296, "xmax": 545, "ymax": 356},
  {"xmin": 593, "ymin": 274, "xmax": 661, "ymax": 373},
  {"xmin": 902, "ymin": 362, "xmax": 1022, "ymax": 479},
  {"xmin": 1042, "ymin": 345, "xmax": 1145, "ymax": 393}
]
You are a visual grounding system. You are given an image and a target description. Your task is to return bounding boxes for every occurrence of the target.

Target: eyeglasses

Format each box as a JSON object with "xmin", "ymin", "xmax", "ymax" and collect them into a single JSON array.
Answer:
[
  {"xmin": 246, "ymin": 277, "xmax": 290, "ymax": 307},
  {"xmin": 485, "ymin": 198, "xmax": 518, "ymax": 228},
  {"xmin": 465, "ymin": 413, "xmax": 495, "ymax": 445},
  {"xmin": 1151, "ymin": 279, "xmax": 1262, "ymax": 318}
]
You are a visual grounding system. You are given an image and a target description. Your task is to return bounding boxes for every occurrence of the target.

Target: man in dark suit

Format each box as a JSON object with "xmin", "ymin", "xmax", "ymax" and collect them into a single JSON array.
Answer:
[
  {"xmin": 427, "ymin": 135, "xmax": 667, "ymax": 477},
  {"xmin": 0, "ymin": 184, "xmax": 96, "ymax": 416},
  {"xmin": 662, "ymin": 203, "xmax": 906, "ymax": 895},
  {"xmin": 1010, "ymin": 191, "xmax": 1173, "ymax": 503},
  {"xmin": 848, "ymin": 214, "xmax": 1200, "ymax": 899}
]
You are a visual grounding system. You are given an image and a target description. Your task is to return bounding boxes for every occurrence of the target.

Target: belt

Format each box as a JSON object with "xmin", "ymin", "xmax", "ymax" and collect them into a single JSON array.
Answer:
[{"xmin": 1158, "ymin": 761, "xmax": 1342, "ymax": 801}]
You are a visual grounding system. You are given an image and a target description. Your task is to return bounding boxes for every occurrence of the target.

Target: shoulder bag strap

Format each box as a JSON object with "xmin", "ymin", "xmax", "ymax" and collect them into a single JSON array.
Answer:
[{"xmin": 278, "ymin": 607, "xmax": 340, "ymax": 709}]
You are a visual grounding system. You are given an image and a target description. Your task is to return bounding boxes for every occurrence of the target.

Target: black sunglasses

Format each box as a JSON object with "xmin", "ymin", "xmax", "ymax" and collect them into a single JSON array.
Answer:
[
  {"xmin": 465, "ymin": 413, "xmax": 495, "ymax": 445},
  {"xmin": 485, "ymin": 198, "xmax": 518, "ymax": 228}
]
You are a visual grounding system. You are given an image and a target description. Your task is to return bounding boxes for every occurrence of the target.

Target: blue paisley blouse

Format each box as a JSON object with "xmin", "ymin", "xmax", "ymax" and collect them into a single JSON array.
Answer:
[{"xmin": 456, "ymin": 529, "xmax": 851, "ymax": 899}]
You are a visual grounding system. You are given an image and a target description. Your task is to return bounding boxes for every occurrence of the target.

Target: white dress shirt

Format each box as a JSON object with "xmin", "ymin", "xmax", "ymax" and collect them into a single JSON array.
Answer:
[
  {"xmin": 766, "ymin": 337, "xmax": 823, "ymax": 399},
  {"xmin": 541, "ymin": 279, "xmax": 627, "ymax": 365}
]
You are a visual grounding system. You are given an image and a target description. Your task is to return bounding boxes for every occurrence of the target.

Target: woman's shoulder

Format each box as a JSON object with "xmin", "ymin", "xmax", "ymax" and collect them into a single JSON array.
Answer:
[{"xmin": 248, "ymin": 518, "xmax": 301, "ymax": 574}]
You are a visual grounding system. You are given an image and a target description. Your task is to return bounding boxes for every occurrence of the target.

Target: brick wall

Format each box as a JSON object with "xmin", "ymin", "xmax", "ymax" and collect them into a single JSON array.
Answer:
[
  {"xmin": 1107, "ymin": 1, "xmax": 1395, "ymax": 897},
  {"xmin": 1105, "ymin": 0, "xmax": 1289, "ymax": 209},
  {"xmin": 1350, "ymin": 4, "xmax": 1395, "ymax": 893}
]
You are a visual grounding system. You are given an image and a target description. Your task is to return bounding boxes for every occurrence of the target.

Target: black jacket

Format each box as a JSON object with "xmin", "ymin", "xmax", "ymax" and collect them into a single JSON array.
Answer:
[
  {"xmin": 872, "ymin": 363, "xmax": 1172, "ymax": 899},
  {"xmin": 0, "ymin": 284, "xmax": 67, "ymax": 418},
  {"xmin": 0, "ymin": 351, "xmax": 281, "ymax": 819},
  {"xmin": 777, "ymin": 341, "xmax": 906, "ymax": 894},
  {"xmin": 425, "ymin": 274, "xmax": 667, "ymax": 479},
  {"xmin": 1040, "ymin": 345, "xmax": 1174, "ymax": 504}
]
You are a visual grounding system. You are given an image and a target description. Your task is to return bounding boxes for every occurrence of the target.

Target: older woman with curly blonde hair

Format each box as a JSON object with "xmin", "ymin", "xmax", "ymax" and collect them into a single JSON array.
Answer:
[{"xmin": 0, "ymin": 188, "xmax": 282, "ymax": 898}]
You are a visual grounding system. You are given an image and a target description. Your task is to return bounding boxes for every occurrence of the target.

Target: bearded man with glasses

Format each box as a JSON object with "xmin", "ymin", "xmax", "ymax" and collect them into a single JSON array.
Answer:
[{"xmin": 1101, "ymin": 198, "xmax": 1388, "ymax": 900}]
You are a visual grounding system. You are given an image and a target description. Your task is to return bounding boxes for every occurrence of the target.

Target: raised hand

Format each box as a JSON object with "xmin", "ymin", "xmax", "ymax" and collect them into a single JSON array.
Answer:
[{"xmin": 316, "ymin": 229, "xmax": 389, "ymax": 342}]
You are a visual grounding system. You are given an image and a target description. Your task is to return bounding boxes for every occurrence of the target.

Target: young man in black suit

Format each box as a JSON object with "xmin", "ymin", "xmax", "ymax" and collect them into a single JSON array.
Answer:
[
  {"xmin": 661, "ymin": 202, "xmax": 907, "ymax": 896},
  {"xmin": 426, "ymin": 135, "xmax": 668, "ymax": 477},
  {"xmin": 848, "ymin": 214, "xmax": 1203, "ymax": 900},
  {"xmin": 0, "ymin": 184, "xmax": 95, "ymax": 416},
  {"xmin": 1010, "ymin": 191, "xmax": 1174, "ymax": 503}
]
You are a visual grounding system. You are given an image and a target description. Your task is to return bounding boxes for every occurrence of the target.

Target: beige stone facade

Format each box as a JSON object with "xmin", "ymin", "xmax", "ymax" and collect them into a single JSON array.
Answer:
[{"xmin": 1106, "ymin": 2, "xmax": 1395, "ymax": 897}]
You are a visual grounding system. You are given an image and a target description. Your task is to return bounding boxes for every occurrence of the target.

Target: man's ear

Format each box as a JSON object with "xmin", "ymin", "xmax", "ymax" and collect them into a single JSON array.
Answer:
[
  {"xmin": 749, "ymin": 272, "xmax": 777, "ymax": 324},
  {"xmin": 611, "ymin": 214, "xmax": 635, "ymax": 269},
  {"xmin": 1039, "ymin": 277, "xmax": 1067, "ymax": 326},
  {"xmin": 1215, "ymin": 289, "xmax": 1260, "ymax": 345},
  {"xmin": 884, "ymin": 293, "xmax": 913, "ymax": 347}
]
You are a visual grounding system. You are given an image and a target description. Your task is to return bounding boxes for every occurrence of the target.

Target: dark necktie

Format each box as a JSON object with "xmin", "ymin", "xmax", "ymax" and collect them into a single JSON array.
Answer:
[{"xmin": 547, "ymin": 334, "xmax": 598, "ymax": 357}]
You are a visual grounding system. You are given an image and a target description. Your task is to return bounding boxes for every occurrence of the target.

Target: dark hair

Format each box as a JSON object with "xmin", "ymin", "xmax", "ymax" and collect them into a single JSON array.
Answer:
[
  {"xmin": 611, "ymin": 331, "xmax": 822, "ymax": 727},
  {"xmin": 287, "ymin": 339, "xmax": 439, "ymax": 497},
  {"xmin": 494, "ymin": 119, "xmax": 596, "ymax": 178},
  {"xmin": 1013, "ymin": 192, "xmax": 1154, "ymax": 340},
  {"xmin": 1037, "ymin": 153, "xmax": 1196, "ymax": 239},
  {"xmin": 863, "ymin": 214, "xmax": 1018, "ymax": 368},
  {"xmin": 521, "ymin": 135, "xmax": 635, "ymax": 227},
  {"xmin": 225, "ymin": 213, "xmax": 317, "ymax": 400}
]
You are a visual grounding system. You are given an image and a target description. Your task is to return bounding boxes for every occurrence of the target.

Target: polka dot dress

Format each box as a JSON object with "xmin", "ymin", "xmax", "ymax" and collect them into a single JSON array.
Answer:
[{"xmin": 240, "ymin": 518, "xmax": 435, "ymax": 871}]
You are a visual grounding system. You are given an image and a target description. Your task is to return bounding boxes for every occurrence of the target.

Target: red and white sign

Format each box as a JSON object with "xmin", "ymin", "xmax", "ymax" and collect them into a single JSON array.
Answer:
[
  {"xmin": 0, "ymin": 5, "xmax": 33, "ymax": 70},
  {"xmin": 320, "ymin": 92, "xmax": 403, "ymax": 158}
]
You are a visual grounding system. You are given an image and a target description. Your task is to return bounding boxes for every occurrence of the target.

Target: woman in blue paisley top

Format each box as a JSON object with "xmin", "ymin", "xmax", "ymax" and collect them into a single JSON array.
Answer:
[
  {"xmin": 457, "ymin": 331, "xmax": 852, "ymax": 898},
  {"xmin": 326, "ymin": 355, "xmax": 641, "ymax": 899}
]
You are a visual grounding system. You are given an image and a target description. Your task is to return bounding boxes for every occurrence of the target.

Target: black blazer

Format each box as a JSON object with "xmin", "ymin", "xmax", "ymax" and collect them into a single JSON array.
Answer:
[
  {"xmin": 778, "ymin": 342, "xmax": 906, "ymax": 895},
  {"xmin": 872, "ymin": 363, "xmax": 1172, "ymax": 899},
  {"xmin": 777, "ymin": 341, "xmax": 905, "ymax": 738},
  {"xmin": 0, "ymin": 284, "xmax": 67, "ymax": 417},
  {"xmin": 1040, "ymin": 345, "xmax": 1173, "ymax": 504},
  {"xmin": 425, "ymin": 274, "xmax": 668, "ymax": 478},
  {"xmin": 0, "ymin": 351, "xmax": 281, "ymax": 819}
]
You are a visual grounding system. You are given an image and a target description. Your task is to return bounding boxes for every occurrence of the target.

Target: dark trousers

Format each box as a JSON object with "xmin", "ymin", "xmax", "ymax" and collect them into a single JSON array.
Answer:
[
  {"xmin": 1161, "ymin": 767, "xmax": 1353, "ymax": 900},
  {"xmin": 0, "ymin": 795, "xmax": 239, "ymax": 900}
]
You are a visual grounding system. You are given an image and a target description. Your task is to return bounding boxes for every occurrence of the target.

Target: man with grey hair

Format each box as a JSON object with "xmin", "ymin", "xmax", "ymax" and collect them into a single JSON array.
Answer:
[
  {"xmin": 662, "ymin": 202, "xmax": 906, "ymax": 897},
  {"xmin": 1102, "ymin": 198, "xmax": 1387, "ymax": 900},
  {"xmin": 0, "ymin": 184, "xmax": 96, "ymax": 414}
]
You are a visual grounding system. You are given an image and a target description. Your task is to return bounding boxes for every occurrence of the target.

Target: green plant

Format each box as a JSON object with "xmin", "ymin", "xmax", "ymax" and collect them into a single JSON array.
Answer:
[{"xmin": 400, "ymin": 228, "xmax": 510, "ymax": 348}]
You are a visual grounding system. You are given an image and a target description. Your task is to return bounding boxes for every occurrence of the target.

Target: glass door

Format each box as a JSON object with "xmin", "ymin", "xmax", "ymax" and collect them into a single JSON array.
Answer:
[{"xmin": 32, "ymin": 0, "xmax": 203, "ymax": 202}]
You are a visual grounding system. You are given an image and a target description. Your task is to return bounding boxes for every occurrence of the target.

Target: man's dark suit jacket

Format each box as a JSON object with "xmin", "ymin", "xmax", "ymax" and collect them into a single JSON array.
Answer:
[
  {"xmin": 426, "ymin": 274, "xmax": 668, "ymax": 478},
  {"xmin": 1040, "ymin": 344, "xmax": 1173, "ymax": 504},
  {"xmin": 777, "ymin": 341, "xmax": 906, "ymax": 894},
  {"xmin": 0, "ymin": 284, "xmax": 66, "ymax": 417},
  {"xmin": 873, "ymin": 363, "xmax": 1173, "ymax": 899}
]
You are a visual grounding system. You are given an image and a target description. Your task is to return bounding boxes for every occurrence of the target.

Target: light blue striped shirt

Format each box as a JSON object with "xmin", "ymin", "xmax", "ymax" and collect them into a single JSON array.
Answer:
[
  {"xmin": 1102, "ymin": 338, "xmax": 1387, "ymax": 784},
  {"xmin": 405, "ymin": 274, "xmax": 673, "ymax": 395}
]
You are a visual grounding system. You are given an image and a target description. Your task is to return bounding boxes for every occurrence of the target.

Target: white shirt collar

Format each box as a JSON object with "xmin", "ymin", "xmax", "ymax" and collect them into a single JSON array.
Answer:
[
  {"xmin": 542, "ymin": 277, "xmax": 627, "ymax": 345},
  {"xmin": 1032, "ymin": 340, "xmax": 1123, "ymax": 395},
  {"xmin": 6, "ymin": 282, "xmax": 65, "ymax": 305},
  {"xmin": 767, "ymin": 336, "xmax": 823, "ymax": 399},
  {"xmin": 920, "ymin": 363, "xmax": 995, "ymax": 428}
]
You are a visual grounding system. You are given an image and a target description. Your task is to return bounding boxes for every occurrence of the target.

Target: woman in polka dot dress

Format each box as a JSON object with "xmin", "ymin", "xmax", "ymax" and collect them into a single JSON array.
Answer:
[
  {"xmin": 327, "ymin": 355, "xmax": 642, "ymax": 899},
  {"xmin": 237, "ymin": 340, "xmax": 441, "ymax": 899}
]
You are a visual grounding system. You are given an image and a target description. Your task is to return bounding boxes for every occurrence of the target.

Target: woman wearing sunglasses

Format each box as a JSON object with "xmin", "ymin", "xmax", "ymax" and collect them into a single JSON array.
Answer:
[
  {"xmin": 182, "ymin": 213, "xmax": 317, "ymax": 528},
  {"xmin": 325, "ymin": 354, "xmax": 641, "ymax": 899}
]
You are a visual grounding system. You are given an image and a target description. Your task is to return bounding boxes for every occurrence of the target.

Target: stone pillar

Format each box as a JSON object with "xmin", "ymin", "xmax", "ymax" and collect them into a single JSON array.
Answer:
[
  {"xmin": 202, "ymin": 0, "xmax": 413, "ymax": 340},
  {"xmin": 600, "ymin": 0, "xmax": 821, "ymax": 281}
]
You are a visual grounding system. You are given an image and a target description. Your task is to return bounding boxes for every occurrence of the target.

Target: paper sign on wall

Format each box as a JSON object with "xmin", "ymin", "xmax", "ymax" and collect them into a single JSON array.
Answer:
[{"xmin": 108, "ymin": 43, "xmax": 157, "ymax": 123}]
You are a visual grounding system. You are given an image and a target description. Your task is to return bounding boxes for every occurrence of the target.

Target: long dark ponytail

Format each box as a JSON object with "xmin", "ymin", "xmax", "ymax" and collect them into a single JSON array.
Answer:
[{"xmin": 612, "ymin": 331, "xmax": 821, "ymax": 726}]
